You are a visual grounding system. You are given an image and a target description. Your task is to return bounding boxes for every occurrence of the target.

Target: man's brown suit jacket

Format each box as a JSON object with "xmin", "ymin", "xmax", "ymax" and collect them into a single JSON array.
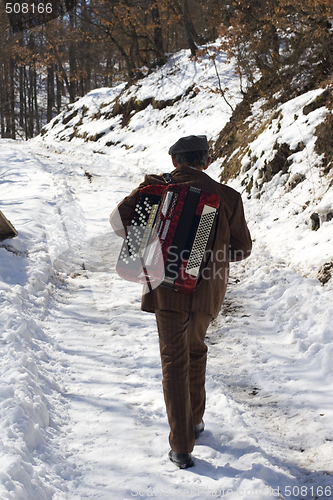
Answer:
[{"xmin": 110, "ymin": 165, "xmax": 252, "ymax": 318}]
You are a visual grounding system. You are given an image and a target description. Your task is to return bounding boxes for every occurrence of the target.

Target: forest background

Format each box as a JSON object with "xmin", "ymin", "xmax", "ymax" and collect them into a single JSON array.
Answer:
[{"xmin": 0, "ymin": 0, "xmax": 333, "ymax": 141}]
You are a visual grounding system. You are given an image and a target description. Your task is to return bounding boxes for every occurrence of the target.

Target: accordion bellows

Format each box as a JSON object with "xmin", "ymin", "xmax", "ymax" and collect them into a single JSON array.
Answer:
[{"xmin": 116, "ymin": 184, "xmax": 220, "ymax": 294}]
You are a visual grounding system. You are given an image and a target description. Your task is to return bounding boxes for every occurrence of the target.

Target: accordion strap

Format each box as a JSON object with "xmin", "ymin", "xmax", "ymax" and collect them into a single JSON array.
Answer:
[{"xmin": 162, "ymin": 172, "xmax": 174, "ymax": 184}]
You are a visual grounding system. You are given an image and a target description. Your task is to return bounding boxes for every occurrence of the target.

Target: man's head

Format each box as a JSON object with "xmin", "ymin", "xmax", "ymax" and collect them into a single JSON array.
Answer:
[{"xmin": 168, "ymin": 135, "xmax": 211, "ymax": 171}]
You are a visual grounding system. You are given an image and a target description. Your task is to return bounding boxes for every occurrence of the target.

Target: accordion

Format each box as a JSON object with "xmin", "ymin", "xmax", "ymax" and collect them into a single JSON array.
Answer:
[{"xmin": 116, "ymin": 183, "xmax": 220, "ymax": 294}]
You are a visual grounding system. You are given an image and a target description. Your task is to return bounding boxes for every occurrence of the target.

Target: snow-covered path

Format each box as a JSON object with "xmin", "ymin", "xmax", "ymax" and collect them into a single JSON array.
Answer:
[{"xmin": 1, "ymin": 140, "xmax": 333, "ymax": 500}]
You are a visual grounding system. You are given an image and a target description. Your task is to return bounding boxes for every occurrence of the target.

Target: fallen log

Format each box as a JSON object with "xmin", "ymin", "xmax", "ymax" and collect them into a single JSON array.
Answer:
[{"xmin": 0, "ymin": 210, "xmax": 18, "ymax": 241}]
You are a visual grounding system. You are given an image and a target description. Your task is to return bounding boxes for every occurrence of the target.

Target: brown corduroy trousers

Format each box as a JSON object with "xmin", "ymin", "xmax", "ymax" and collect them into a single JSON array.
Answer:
[{"xmin": 155, "ymin": 310, "xmax": 212, "ymax": 454}]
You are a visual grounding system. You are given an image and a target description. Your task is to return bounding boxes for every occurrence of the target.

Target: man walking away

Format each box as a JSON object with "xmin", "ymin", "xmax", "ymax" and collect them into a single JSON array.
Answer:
[{"xmin": 110, "ymin": 135, "xmax": 252, "ymax": 469}]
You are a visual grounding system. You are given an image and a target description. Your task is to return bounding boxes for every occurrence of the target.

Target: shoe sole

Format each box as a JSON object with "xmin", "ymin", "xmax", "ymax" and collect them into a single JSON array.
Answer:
[{"xmin": 168, "ymin": 451, "xmax": 194, "ymax": 469}]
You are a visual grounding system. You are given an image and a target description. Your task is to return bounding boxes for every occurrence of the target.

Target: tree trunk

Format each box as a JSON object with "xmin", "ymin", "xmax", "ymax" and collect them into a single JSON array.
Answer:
[
  {"xmin": 34, "ymin": 66, "xmax": 40, "ymax": 135},
  {"xmin": 56, "ymin": 66, "xmax": 63, "ymax": 114},
  {"xmin": 9, "ymin": 58, "xmax": 15, "ymax": 139},
  {"xmin": 28, "ymin": 63, "xmax": 34, "ymax": 138},
  {"xmin": 182, "ymin": 0, "xmax": 196, "ymax": 56},
  {"xmin": 68, "ymin": 11, "xmax": 77, "ymax": 103},
  {"xmin": 47, "ymin": 64, "xmax": 55, "ymax": 122},
  {"xmin": 1, "ymin": 62, "xmax": 14, "ymax": 139},
  {"xmin": 0, "ymin": 65, "xmax": 5, "ymax": 138},
  {"xmin": 23, "ymin": 66, "xmax": 28, "ymax": 140},
  {"xmin": 105, "ymin": 58, "xmax": 112, "ymax": 87},
  {"xmin": 19, "ymin": 65, "xmax": 25, "ymax": 129},
  {"xmin": 150, "ymin": 1, "xmax": 167, "ymax": 66}
]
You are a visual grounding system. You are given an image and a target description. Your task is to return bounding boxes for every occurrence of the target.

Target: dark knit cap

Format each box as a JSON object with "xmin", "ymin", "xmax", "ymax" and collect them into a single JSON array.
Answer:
[{"xmin": 168, "ymin": 135, "xmax": 209, "ymax": 155}]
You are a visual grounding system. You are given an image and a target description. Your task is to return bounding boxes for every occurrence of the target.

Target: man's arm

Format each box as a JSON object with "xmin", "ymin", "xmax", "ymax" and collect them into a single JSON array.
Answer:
[
  {"xmin": 110, "ymin": 186, "xmax": 141, "ymax": 238},
  {"xmin": 109, "ymin": 174, "xmax": 155, "ymax": 237},
  {"xmin": 228, "ymin": 194, "xmax": 252, "ymax": 262},
  {"xmin": 110, "ymin": 173, "xmax": 166, "ymax": 237}
]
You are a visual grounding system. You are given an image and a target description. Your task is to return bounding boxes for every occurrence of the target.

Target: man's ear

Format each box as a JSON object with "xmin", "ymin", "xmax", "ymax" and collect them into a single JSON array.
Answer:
[
  {"xmin": 171, "ymin": 154, "xmax": 178, "ymax": 168},
  {"xmin": 203, "ymin": 156, "xmax": 212, "ymax": 171}
]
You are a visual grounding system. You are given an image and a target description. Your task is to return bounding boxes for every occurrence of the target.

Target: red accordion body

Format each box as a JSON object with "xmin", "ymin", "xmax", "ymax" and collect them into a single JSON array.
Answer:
[{"xmin": 116, "ymin": 183, "xmax": 220, "ymax": 294}]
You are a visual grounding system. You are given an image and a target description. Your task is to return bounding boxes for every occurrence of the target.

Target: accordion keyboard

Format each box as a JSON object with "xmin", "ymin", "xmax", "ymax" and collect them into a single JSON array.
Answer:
[
  {"xmin": 138, "ymin": 204, "xmax": 159, "ymax": 257},
  {"xmin": 119, "ymin": 194, "xmax": 160, "ymax": 264},
  {"xmin": 185, "ymin": 205, "xmax": 217, "ymax": 277}
]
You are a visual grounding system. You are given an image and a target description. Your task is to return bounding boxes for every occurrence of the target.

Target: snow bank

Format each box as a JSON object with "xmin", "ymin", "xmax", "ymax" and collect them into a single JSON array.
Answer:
[
  {"xmin": 38, "ymin": 49, "xmax": 242, "ymax": 184},
  {"xmin": 0, "ymin": 141, "xmax": 80, "ymax": 499},
  {"xmin": 229, "ymin": 89, "xmax": 333, "ymax": 278}
]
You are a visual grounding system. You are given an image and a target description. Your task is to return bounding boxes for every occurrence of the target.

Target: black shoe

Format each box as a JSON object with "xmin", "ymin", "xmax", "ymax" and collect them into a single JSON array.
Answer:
[
  {"xmin": 194, "ymin": 420, "xmax": 204, "ymax": 439},
  {"xmin": 168, "ymin": 450, "xmax": 194, "ymax": 469}
]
